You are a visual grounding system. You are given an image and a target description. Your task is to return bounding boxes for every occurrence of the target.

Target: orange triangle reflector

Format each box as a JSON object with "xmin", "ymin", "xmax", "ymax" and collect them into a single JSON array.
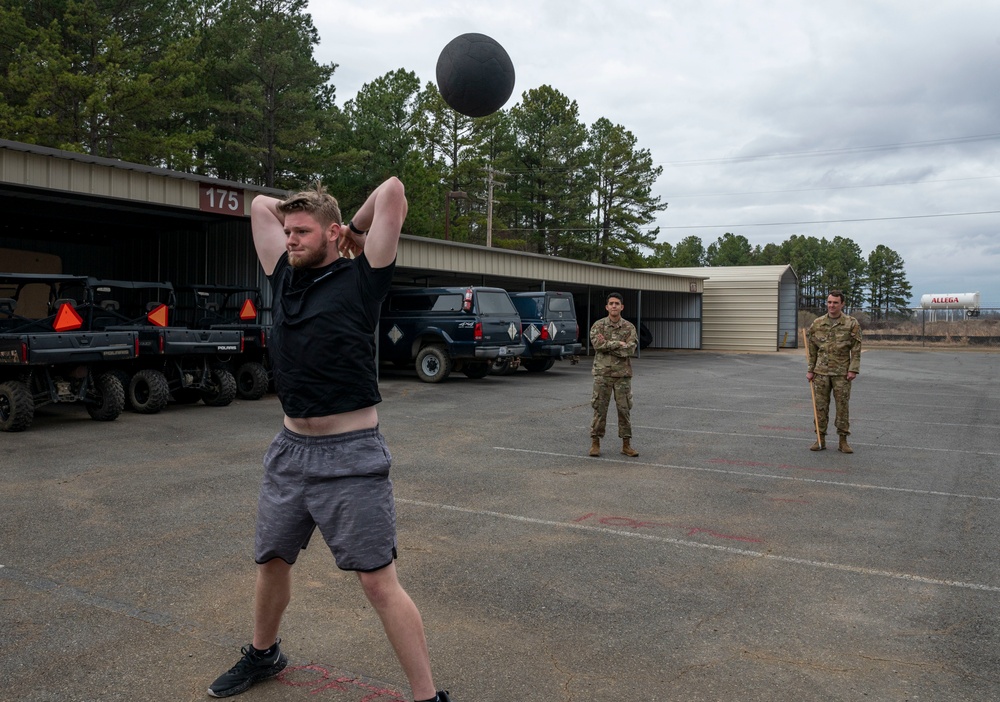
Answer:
[
  {"xmin": 238, "ymin": 299, "xmax": 257, "ymax": 321},
  {"xmin": 54, "ymin": 303, "xmax": 83, "ymax": 332},
  {"xmin": 147, "ymin": 303, "xmax": 169, "ymax": 327}
]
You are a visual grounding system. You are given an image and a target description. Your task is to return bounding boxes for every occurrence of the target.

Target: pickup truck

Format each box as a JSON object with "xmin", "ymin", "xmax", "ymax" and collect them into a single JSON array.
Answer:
[
  {"xmin": 379, "ymin": 286, "xmax": 525, "ymax": 382},
  {"xmin": 494, "ymin": 290, "xmax": 583, "ymax": 374},
  {"xmin": 0, "ymin": 273, "xmax": 136, "ymax": 431}
]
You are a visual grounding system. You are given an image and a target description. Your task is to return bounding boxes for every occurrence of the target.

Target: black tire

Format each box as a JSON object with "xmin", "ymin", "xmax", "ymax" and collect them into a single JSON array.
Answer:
[
  {"xmin": 236, "ymin": 361, "xmax": 269, "ymax": 400},
  {"xmin": 463, "ymin": 362, "xmax": 490, "ymax": 379},
  {"xmin": 0, "ymin": 380, "xmax": 34, "ymax": 432},
  {"xmin": 488, "ymin": 357, "xmax": 515, "ymax": 376},
  {"xmin": 129, "ymin": 369, "xmax": 170, "ymax": 414},
  {"xmin": 415, "ymin": 346, "xmax": 452, "ymax": 383},
  {"xmin": 201, "ymin": 367, "xmax": 237, "ymax": 406},
  {"xmin": 106, "ymin": 369, "xmax": 132, "ymax": 409},
  {"xmin": 523, "ymin": 358, "xmax": 555, "ymax": 373},
  {"xmin": 86, "ymin": 372, "xmax": 125, "ymax": 422}
]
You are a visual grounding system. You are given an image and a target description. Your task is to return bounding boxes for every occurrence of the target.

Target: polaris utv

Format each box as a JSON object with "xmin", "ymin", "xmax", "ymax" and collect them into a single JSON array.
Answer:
[
  {"xmin": 84, "ymin": 278, "xmax": 240, "ymax": 413},
  {"xmin": 174, "ymin": 283, "xmax": 271, "ymax": 400},
  {"xmin": 0, "ymin": 273, "xmax": 135, "ymax": 432}
]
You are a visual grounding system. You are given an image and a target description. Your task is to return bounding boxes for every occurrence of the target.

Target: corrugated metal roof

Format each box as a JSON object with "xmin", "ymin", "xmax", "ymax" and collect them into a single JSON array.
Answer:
[
  {"xmin": 401, "ymin": 235, "xmax": 704, "ymax": 291},
  {"xmin": 656, "ymin": 265, "xmax": 797, "ymax": 281},
  {"xmin": 0, "ymin": 138, "xmax": 286, "ymax": 214}
]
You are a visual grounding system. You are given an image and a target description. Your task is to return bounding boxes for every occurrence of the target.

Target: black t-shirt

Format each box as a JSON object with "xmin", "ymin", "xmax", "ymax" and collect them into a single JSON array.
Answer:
[{"xmin": 267, "ymin": 252, "xmax": 395, "ymax": 418}]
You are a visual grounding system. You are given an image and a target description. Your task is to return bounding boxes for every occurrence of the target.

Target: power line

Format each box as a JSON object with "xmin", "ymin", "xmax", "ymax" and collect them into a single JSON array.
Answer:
[
  {"xmin": 658, "ymin": 210, "xmax": 1000, "ymax": 230},
  {"xmin": 659, "ymin": 133, "xmax": 1000, "ymax": 167},
  {"xmin": 665, "ymin": 174, "xmax": 1000, "ymax": 199}
]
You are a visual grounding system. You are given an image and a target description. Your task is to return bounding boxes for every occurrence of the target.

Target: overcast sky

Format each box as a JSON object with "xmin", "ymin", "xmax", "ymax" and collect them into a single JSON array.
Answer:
[{"xmin": 307, "ymin": 1, "xmax": 1000, "ymax": 308}]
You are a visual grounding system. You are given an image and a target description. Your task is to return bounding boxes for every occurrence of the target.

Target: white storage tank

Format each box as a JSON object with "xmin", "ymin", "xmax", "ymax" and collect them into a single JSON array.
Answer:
[{"xmin": 919, "ymin": 292, "xmax": 981, "ymax": 309}]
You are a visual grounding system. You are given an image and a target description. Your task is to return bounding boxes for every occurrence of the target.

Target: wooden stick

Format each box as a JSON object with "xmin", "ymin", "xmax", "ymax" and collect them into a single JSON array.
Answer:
[{"xmin": 803, "ymin": 327, "xmax": 822, "ymax": 444}]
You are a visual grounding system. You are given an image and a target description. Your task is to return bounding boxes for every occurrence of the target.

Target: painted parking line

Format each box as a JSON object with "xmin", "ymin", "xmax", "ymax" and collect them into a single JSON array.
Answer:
[
  {"xmin": 629, "ymin": 425, "xmax": 1000, "ymax": 457},
  {"xmin": 398, "ymin": 498, "xmax": 1000, "ymax": 594},
  {"xmin": 493, "ymin": 447, "xmax": 1000, "ymax": 502},
  {"xmin": 657, "ymin": 404, "xmax": 1000, "ymax": 430}
]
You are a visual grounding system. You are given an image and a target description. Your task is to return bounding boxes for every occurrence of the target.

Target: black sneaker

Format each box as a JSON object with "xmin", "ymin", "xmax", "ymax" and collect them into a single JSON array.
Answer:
[
  {"xmin": 207, "ymin": 641, "xmax": 288, "ymax": 698},
  {"xmin": 437, "ymin": 692, "xmax": 452, "ymax": 702}
]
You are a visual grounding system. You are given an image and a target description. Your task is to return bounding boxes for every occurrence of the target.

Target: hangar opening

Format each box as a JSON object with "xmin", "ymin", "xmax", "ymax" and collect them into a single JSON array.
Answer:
[{"xmin": 1, "ymin": 139, "xmax": 704, "ymax": 351}]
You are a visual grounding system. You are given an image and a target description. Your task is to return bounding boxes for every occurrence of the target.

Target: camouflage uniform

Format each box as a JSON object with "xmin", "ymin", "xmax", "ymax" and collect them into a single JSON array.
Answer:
[
  {"xmin": 590, "ymin": 316, "xmax": 638, "ymax": 439},
  {"xmin": 806, "ymin": 313, "xmax": 862, "ymax": 436}
]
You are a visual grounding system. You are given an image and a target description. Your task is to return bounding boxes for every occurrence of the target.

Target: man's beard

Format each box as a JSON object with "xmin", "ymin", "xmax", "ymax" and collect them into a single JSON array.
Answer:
[{"xmin": 288, "ymin": 238, "xmax": 328, "ymax": 269}]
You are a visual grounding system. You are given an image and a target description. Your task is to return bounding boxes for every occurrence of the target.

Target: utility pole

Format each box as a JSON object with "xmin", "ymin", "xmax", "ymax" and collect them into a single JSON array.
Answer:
[
  {"xmin": 486, "ymin": 168, "xmax": 494, "ymax": 247},
  {"xmin": 485, "ymin": 167, "xmax": 506, "ymax": 248}
]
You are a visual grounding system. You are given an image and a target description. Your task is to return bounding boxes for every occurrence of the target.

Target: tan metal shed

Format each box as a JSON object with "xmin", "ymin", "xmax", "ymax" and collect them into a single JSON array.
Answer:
[{"xmin": 645, "ymin": 265, "xmax": 799, "ymax": 351}]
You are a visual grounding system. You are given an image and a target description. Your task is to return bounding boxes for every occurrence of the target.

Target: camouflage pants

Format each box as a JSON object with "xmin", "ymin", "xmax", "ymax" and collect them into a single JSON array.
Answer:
[
  {"xmin": 591, "ymin": 376, "xmax": 633, "ymax": 439},
  {"xmin": 812, "ymin": 374, "xmax": 852, "ymax": 436}
]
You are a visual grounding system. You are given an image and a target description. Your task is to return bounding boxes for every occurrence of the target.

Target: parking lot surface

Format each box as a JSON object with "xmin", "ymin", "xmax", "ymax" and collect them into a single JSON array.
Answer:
[{"xmin": 2, "ymin": 349, "xmax": 999, "ymax": 701}]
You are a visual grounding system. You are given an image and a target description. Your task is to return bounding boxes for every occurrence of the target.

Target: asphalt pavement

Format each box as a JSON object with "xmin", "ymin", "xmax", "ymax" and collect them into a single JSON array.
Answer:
[{"xmin": 2, "ymin": 348, "xmax": 999, "ymax": 702}]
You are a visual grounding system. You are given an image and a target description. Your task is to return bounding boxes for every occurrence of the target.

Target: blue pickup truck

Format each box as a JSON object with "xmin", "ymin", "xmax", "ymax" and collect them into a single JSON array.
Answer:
[
  {"xmin": 491, "ymin": 291, "xmax": 582, "ymax": 374},
  {"xmin": 379, "ymin": 286, "xmax": 525, "ymax": 382}
]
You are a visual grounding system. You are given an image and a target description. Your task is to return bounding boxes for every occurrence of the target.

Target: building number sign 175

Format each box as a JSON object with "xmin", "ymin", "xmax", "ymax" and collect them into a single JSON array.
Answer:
[{"xmin": 199, "ymin": 184, "xmax": 244, "ymax": 215}]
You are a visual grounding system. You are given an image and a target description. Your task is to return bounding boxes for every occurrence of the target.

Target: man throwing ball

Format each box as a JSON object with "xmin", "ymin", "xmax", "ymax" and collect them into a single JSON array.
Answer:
[
  {"xmin": 806, "ymin": 289, "xmax": 862, "ymax": 453},
  {"xmin": 208, "ymin": 178, "xmax": 450, "ymax": 702}
]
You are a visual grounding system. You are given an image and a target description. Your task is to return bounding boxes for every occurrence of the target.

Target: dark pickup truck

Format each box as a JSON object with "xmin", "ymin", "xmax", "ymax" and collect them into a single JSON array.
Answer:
[
  {"xmin": 379, "ymin": 286, "xmax": 525, "ymax": 382},
  {"xmin": 85, "ymin": 279, "xmax": 241, "ymax": 413},
  {"xmin": 496, "ymin": 290, "xmax": 583, "ymax": 374},
  {"xmin": 174, "ymin": 284, "xmax": 272, "ymax": 400},
  {"xmin": 0, "ymin": 273, "xmax": 136, "ymax": 432}
]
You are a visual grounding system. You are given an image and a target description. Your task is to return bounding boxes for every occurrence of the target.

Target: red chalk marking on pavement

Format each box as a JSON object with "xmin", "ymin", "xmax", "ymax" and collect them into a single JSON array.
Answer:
[
  {"xmin": 575, "ymin": 512, "xmax": 764, "ymax": 544},
  {"xmin": 277, "ymin": 664, "xmax": 405, "ymax": 700},
  {"xmin": 402, "ymin": 497, "xmax": 1000, "ymax": 592}
]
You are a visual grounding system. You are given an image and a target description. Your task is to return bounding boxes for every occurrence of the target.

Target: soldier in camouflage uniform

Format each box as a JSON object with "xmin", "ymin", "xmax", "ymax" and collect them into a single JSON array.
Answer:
[
  {"xmin": 589, "ymin": 292, "xmax": 639, "ymax": 457},
  {"xmin": 806, "ymin": 290, "xmax": 862, "ymax": 453}
]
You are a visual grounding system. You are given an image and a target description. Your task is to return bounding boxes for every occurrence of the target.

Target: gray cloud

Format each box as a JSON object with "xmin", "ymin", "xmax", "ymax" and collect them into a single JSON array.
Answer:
[{"xmin": 310, "ymin": 0, "xmax": 1000, "ymax": 306}]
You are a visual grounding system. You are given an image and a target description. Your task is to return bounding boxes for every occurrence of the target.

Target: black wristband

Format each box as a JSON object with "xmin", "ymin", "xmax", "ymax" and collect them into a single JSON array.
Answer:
[{"xmin": 347, "ymin": 220, "xmax": 366, "ymax": 235}]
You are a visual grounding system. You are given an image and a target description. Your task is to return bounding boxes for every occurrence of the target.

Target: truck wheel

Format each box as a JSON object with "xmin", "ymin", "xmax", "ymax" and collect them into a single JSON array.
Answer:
[
  {"xmin": 201, "ymin": 367, "xmax": 237, "ymax": 406},
  {"xmin": 463, "ymin": 362, "xmax": 490, "ymax": 379},
  {"xmin": 86, "ymin": 372, "xmax": 125, "ymax": 422},
  {"xmin": 236, "ymin": 361, "xmax": 269, "ymax": 400},
  {"xmin": 415, "ymin": 346, "xmax": 452, "ymax": 383},
  {"xmin": 0, "ymin": 380, "xmax": 34, "ymax": 432},
  {"xmin": 129, "ymin": 369, "xmax": 170, "ymax": 414},
  {"xmin": 523, "ymin": 358, "xmax": 555, "ymax": 373},
  {"xmin": 488, "ymin": 357, "xmax": 515, "ymax": 376}
]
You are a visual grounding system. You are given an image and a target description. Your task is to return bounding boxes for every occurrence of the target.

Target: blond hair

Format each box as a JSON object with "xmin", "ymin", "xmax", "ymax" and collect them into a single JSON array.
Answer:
[{"xmin": 277, "ymin": 183, "xmax": 342, "ymax": 228}]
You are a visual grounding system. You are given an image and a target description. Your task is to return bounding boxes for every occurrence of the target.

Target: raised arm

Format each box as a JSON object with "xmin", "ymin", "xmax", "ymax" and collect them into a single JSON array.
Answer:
[
  {"xmin": 250, "ymin": 195, "xmax": 288, "ymax": 276},
  {"xmin": 340, "ymin": 177, "xmax": 407, "ymax": 269}
]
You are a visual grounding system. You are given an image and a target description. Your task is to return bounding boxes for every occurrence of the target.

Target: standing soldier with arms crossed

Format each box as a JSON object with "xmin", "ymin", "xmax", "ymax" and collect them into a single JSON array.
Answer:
[
  {"xmin": 589, "ymin": 292, "xmax": 640, "ymax": 458},
  {"xmin": 806, "ymin": 289, "xmax": 862, "ymax": 453}
]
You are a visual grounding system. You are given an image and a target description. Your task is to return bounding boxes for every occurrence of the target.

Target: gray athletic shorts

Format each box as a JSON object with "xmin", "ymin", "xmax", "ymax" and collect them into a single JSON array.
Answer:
[{"xmin": 254, "ymin": 426, "xmax": 397, "ymax": 572}]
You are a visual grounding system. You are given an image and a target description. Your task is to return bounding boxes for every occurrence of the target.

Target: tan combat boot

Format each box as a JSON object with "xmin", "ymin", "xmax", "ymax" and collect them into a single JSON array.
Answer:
[
  {"xmin": 589, "ymin": 438, "xmax": 601, "ymax": 457},
  {"xmin": 809, "ymin": 436, "xmax": 826, "ymax": 451},
  {"xmin": 838, "ymin": 436, "xmax": 853, "ymax": 454},
  {"xmin": 621, "ymin": 439, "xmax": 639, "ymax": 457}
]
